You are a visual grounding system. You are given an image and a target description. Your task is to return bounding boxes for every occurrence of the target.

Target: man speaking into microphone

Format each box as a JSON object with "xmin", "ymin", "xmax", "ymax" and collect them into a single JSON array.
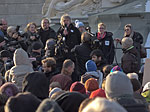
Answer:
[{"xmin": 57, "ymin": 14, "xmax": 81, "ymax": 60}]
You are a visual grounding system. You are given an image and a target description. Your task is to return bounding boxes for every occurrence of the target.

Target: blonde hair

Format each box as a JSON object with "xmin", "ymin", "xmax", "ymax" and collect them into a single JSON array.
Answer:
[
  {"xmin": 25, "ymin": 22, "xmax": 37, "ymax": 32},
  {"xmin": 7, "ymin": 26, "xmax": 16, "ymax": 34},
  {"xmin": 60, "ymin": 14, "xmax": 71, "ymax": 25},
  {"xmin": 98, "ymin": 23, "xmax": 106, "ymax": 32}
]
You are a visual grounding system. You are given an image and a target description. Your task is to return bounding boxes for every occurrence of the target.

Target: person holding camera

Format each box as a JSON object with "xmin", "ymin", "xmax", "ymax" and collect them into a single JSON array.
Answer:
[
  {"xmin": 6, "ymin": 26, "xmax": 27, "ymax": 55},
  {"xmin": 96, "ymin": 23, "xmax": 115, "ymax": 64},
  {"xmin": 24, "ymin": 22, "xmax": 43, "ymax": 54}
]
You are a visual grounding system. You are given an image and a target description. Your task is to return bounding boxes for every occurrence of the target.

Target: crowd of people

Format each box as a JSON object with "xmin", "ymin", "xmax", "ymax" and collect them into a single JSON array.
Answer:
[{"xmin": 0, "ymin": 14, "xmax": 149, "ymax": 112}]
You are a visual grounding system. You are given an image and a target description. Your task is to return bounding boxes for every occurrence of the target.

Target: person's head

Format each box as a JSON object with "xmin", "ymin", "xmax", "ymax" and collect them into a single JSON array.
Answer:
[
  {"xmin": 22, "ymin": 71, "xmax": 49, "ymax": 100},
  {"xmin": 105, "ymin": 71, "xmax": 133, "ymax": 99},
  {"xmin": 36, "ymin": 99, "xmax": 63, "ymax": 112},
  {"xmin": 61, "ymin": 59, "xmax": 75, "ymax": 76},
  {"xmin": 0, "ymin": 50, "xmax": 11, "ymax": 62},
  {"xmin": 0, "ymin": 82, "xmax": 19, "ymax": 98},
  {"xmin": 70, "ymin": 81, "xmax": 86, "ymax": 94},
  {"xmin": 7, "ymin": 26, "xmax": 16, "ymax": 37},
  {"xmin": 49, "ymin": 87, "xmax": 62, "ymax": 98},
  {"xmin": 102, "ymin": 65, "xmax": 113, "ymax": 78},
  {"xmin": 90, "ymin": 49, "xmax": 104, "ymax": 64},
  {"xmin": 32, "ymin": 42, "xmax": 43, "ymax": 53},
  {"xmin": 81, "ymin": 32, "xmax": 91, "ymax": 43},
  {"xmin": 85, "ymin": 60, "xmax": 97, "ymax": 72},
  {"xmin": 55, "ymin": 92, "xmax": 86, "ymax": 112},
  {"xmin": 25, "ymin": 22, "xmax": 37, "ymax": 33},
  {"xmin": 127, "ymin": 73, "xmax": 138, "ymax": 80},
  {"xmin": 60, "ymin": 14, "xmax": 71, "ymax": 27},
  {"xmin": 81, "ymin": 97, "xmax": 127, "ymax": 112},
  {"xmin": 85, "ymin": 78, "xmax": 99, "ymax": 92},
  {"xmin": 110, "ymin": 65, "xmax": 123, "ymax": 73},
  {"xmin": 49, "ymin": 82, "xmax": 61, "ymax": 92},
  {"xmin": 75, "ymin": 20, "xmax": 85, "ymax": 33},
  {"xmin": 124, "ymin": 24, "xmax": 132, "ymax": 36},
  {"xmin": 0, "ymin": 19, "xmax": 8, "ymax": 31},
  {"xmin": 41, "ymin": 18, "xmax": 50, "ymax": 30},
  {"xmin": 121, "ymin": 37, "xmax": 133, "ymax": 49},
  {"xmin": 42, "ymin": 57, "xmax": 56, "ymax": 73},
  {"xmin": 98, "ymin": 23, "xmax": 106, "ymax": 34},
  {"xmin": 4, "ymin": 92, "xmax": 41, "ymax": 112},
  {"xmin": 79, "ymin": 98, "xmax": 94, "ymax": 112}
]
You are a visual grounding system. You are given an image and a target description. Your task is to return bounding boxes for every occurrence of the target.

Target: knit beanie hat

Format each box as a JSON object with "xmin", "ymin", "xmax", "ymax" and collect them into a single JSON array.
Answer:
[
  {"xmin": 143, "ymin": 82, "xmax": 150, "ymax": 92},
  {"xmin": 105, "ymin": 71, "xmax": 133, "ymax": 99},
  {"xmin": 36, "ymin": 99, "xmax": 63, "ymax": 112},
  {"xmin": 5, "ymin": 92, "xmax": 41, "ymax": 112},
  {"xmin": 55, "ymin": 92, "xmax": 86, "ymax": 112},
  {"xmin": 85, "ymin": 78, "xmax": 99, "ymax": 92},
  {"xmin": 130, "ymin": 79, "xmax": 141, "ymax": 92},
  {"xmin": 70, "ymin": 82, "xmax": 86, "ymax": 94},
  {"xmin": 127, "ymin": 73, "xmax": 138, "ymax": 80},
  {"xmin": 81, "ymin": 74, "xmax": 93, "ymax": 84},
  {"xmin": 121, "ymin": 37, "xmax": 133, "ymax": 49},
  {"xmin": 0, "ymin": 50, "xmax": 11, "ymax": 58},
  {"xmin": 75, "ymin": 20, "xmax": 84, "ymax": 28},
  {"xmin": 110, "ymin": 65, "xmax": 123, "ymax": 73},
  {"xmin": 32, "ymin": 42, "xmax": 43, "ymax": 50},
  {"xmin": 0, "ymin": 82, "xmax": 19, "ymax": 97},
  {"xmin": 89, "ymin": 88, "xmax": 106, "ymax": 99},
  {"xmin": 82, "ymin": 97, "xmax": 127, "ymax": 112},
  {"xmin": 49, "ymin": 87, "xmax": 62, "ymax": 98},
  {"xmin": 85, "ymin": 60, "xmax": 97, "ymax": 72}
]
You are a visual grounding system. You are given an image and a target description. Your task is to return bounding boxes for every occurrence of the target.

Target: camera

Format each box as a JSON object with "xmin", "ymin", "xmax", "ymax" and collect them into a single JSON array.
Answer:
[{"xmin": 4, "ymin": 59, "xmax": 14, "ymax": 71}]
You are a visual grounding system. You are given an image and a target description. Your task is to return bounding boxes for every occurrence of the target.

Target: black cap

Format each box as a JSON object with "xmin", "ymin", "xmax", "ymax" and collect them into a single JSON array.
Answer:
[
  {"xmin": 32, "ymin": 42, "xmax": 43, "ymax": 50},
  {"xmin": 0, "ymin": 50, "xmax": 11, "ymax": 58}
]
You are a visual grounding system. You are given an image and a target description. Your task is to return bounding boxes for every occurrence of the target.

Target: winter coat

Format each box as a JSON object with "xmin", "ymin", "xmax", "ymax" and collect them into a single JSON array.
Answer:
[
  {"xmin": 96, "ymin": 32, "xmax": 115, "ymax": 64},
  {"xmin": 121, "ymin": 46, "xmax": 140, "ymax": 74},
  {"xmin": 9, "ymin": 48, "xmax": 33, "ymax": 91},
  {"xmin": 84, "ymin": 70, "xmax": 103, "ymax": 88},
  {"xmin": 57, "ymin": 23, "xmax": 81, "ymax": 52},
  {"xmin": 71, "ymin": 43, "xmax": 92, "ymax": 77},
  {"xmin": 23, "ymin": 31, "xmax": 43, "ymax": 53},
  {"xmin": 38, "ymin": 27, "xmax": 56, "ymax": 46}
]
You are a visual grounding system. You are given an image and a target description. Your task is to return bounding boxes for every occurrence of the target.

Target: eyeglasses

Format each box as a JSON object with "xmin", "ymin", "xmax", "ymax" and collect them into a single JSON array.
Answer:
[{"xmin": 124, "ymin": 29, "xmax": 130, "ymax": 31}]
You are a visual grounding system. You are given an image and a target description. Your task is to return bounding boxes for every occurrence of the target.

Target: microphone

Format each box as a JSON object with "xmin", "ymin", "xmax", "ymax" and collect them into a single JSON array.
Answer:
[
  {"xmin": 64, "ymin": 24, "xmax": 67, "ymax": 30},
  {"xmin": 63, "ymin": 37, "xmax": 66, "ymax": 41}
]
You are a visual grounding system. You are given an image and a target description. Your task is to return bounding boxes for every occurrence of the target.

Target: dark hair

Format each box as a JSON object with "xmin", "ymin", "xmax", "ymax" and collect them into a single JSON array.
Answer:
[
  {"xmin": 42, "ymin": 57, "xmax": 56, "ymax": 70},
  {"xmin": 102, "ymin": 65, "xmax": 113, "ymax": 78},
  {"xmin": 90, "ymin": 49, "xmax": 104, "ymax": 57}
]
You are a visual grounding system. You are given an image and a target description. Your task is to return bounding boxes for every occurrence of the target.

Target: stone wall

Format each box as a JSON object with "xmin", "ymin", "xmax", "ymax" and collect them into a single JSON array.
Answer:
[{"xmin": 0, "ymin": 0, "xmax": 44, "ymax": 30}]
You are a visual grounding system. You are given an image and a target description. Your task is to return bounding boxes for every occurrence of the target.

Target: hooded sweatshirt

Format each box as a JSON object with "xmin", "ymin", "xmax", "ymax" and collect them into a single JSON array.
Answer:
[{"xmin": 9, "ymin": 48, "xmax": 33, "ymax": 91}]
